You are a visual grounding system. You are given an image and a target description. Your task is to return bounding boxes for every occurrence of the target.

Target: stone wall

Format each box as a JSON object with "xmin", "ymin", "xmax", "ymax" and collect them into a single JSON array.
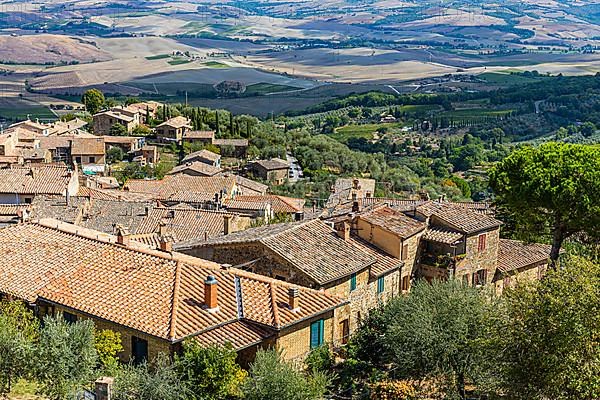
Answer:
[
  {"xmin": 457, "ymin": 228, "xmax": 500, "ymax": 285},
  {"xmin": 38, "ymin": 303, "xmax": 172, "ymax": 362},
  {"xmin": 493, "ymin": 262, "xmax": 547, "ymax": 295},
  {"xmin": 275, "ymin": 310, "xmax": 335, "ymax": 361}
]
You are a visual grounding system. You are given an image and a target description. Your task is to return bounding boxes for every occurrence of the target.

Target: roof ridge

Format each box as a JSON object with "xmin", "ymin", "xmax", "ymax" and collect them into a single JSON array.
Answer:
[
  {"xmin": 269, "ymin": 282, "xmax": 280, "ymax": 329},
  {"xmin": 259, "ymin": 219, "xmax": 317, "ymax": 242},
  {"xmin": 169, "ymin": 261, "xmax": 182, "ymax": 341}
]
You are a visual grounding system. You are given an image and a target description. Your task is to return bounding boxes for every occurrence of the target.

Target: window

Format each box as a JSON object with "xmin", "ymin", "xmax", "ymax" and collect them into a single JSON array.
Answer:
[
  {"xmin": 23, "ymin": 197, "xmax": 33, "ymax": 204},
  {"xmin": 339, "ymin": 319, "xmax": 349, "ymax": 345},
  {"xmin": 310, "ymin": 319, "xmax": 325, "ymax": 349},
  {"xmin": 503, "ymin": 276, "xmax": 511, "ymax": 289},
  {"xmin": 401, "ymin": 243, "xmax": 409, "ymax": 261},
  {"xmin": 89, "ymin": 156, "xmax": 95, "ymax": 164},
  {"xmin": 377, "ymin": 276, "xmax": 385, "ymax": 294},
  {"xmin": 274, "ymin": 275, "xmax": 287, "ymax": 282},
  {"xmin": 132, "ymin": 336, "xmax": 148, "ymax": 364},
  {"xmin": 350, "ymin": 273, "xmax": 357, "ymax": 292},
  {"xmin": 478, "ymin": 234, "xmax": 487, "ymax": 252},
  {"xmin": 401, "ymin": 275, "xmax": 410, "ymax": 291},
  {"xmin": 473, "ymin": 269, "xmax": 487, "ymax": 286},
  {"xmin": 75, "ymin": 156, "xmax": 82, "ymax": 164},
  {"xmin": 63, "ymin": 312, "xmax": 77, "ymax": 324}
]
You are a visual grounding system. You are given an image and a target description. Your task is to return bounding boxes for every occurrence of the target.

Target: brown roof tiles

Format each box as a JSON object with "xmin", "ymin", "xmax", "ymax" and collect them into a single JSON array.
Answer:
[{"xmin": 360, "ymin": 206, "xmax": 427, "ymax": 239}]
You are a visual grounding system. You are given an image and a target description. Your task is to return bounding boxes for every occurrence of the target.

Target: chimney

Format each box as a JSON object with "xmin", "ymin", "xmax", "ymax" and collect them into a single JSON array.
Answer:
[
  {"xmin": 115, "ymin": 225, "xmax": 130, "ymax": 246},
  {"xmin": 335, "ymin": 221, "xmax": 350, "ymax": 241},
  {"xmin": 94, "ymin": 377, "xmax": 114, "ymax": 400},
  {"xmin": 288, "ymin": 287, "xmax": 300, "ymax": 311},
  {"xmin": 352, "ymin": 179, "xmax": 359, "ymax": 190},
  {"xmin": 223, "ymin": 214, "xmax": 233, "ymax": 235},
  {"xmin": 204, "ymin": 275, "xmax": 219, "ymax": 310},
  {"xmin": 159, "ymin": 235, "xmax": 173, "ymax": 253}
]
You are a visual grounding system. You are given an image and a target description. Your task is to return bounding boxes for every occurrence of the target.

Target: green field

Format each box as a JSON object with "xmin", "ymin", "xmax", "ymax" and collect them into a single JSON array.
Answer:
[
  {"xmin": 168, "ymin": 58, "xmax": 192, "ymax": 66},
  {"xmin": 479, "ymin": 72, "xmax": 545, "ymax": 86},
  {"xmin": 244, "ymin": 83, "xmax": 300, "ymax": 96},
  {"xmin": 441, "ymin": 108, "xmax": 514, "ymax": 118},
  {"xmin": 0, "ymin": 98, "xmax": 55, "ymax": 122},
  {"xmin": 145, "ymin": 54, "xmax": 171, "ymax": 60},
  {"xmin": 203, "ymin": 61, "xmax": 229, "ymax": 69}
]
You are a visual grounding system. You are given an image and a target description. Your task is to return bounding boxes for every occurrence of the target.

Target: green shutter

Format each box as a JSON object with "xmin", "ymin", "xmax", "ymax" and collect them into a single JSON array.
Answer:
[
  {"xmin": 319, "ymin": 319, "xmax": 324, "ymax": 346},
  {"xmin": 377, "ymin": 276, "xmax": 385, "ymax": 293},
  {"xmin": 310, "ymin": 319, "xmax": 323, "ymax": 349},
  {"xmin": 350, "ymin": 273, "xmax": 357, "ymax": 291}
]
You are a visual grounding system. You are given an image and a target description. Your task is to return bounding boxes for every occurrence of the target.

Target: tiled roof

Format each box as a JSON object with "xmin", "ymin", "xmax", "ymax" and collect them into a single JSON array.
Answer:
[
  {"xmin": 70, "ymin": 138, "xmax": 105, "ymax": 155},
  {"xmin": 348, "ymin": 235, "xmax": 403, "ymax": 278},
  {"xmin": 178, "ymin": 219, "xmax": 376, "ymax": 286},
  {"xmin": 169, "ymin": 162, "xmax": 222, "ymax": 177},
  {"xmin": 125, "ymin": 175, "xmax": 237, "ymax": 200},
  {"xmin": 135, "ymin": 207, "xmax": 247, "ymax": 242},
  {"xmin": 0, "ymin": 204, "xmax": 30, "ymax": 216},
  {"xmin": 31, "ymin": 196, "xmax": 152, "ymax": 234},
  {"xmin": 182, "ymin": 149, "xmax": 220, "ymax": 163},
  {"xmin": 0, "ymin": 220, "xmax": 346, "ymax": 342},
  {"xmin": 183, "ymin": 131, "xmax": 215, "ymax": 140},
  {"xmin": 252, "ymin": 158, "xmax": 289, "ymax": 171},
  {"xmin": 225, "ymin": 195, "xmax": 304, "ymax": 214},
  {"xmin": 213, "ymin": 138, "xmax": 248, "ymax": 147},
  {"xmin": 157, "ymin": 116, "xmax": 192, "ymax": 129},
  {"xmin": 94, "ymin": 110, "xmax": 134, "ymax": 123},
  {"xmin": 0, "ymin": 165, "xmax": 74, "ymax": 195},
  {"xmin": 497, "ymin": 239, "xmax": 552, "ymax": 274},
  {"xmin": 422, "ymin": 227, "xmax": 464, "ymax": 245},
  {"xmin": 416, "ymin": 202, "xmax": 502, "ymax": 234},
  {"xmin": 360, "ymin": 206, "xmax": 426, "ymax": 239},
  {"xmin": 192, "ymin": 320, "xmax": 274, "ymax": 350},
  {"xmin": 231, "ymin": 175, "xmax": 268, "ymax": 195}
]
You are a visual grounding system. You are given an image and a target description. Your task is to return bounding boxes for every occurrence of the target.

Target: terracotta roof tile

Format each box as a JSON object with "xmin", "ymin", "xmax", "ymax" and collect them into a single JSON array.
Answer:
[
  {"xmin": 135, "ymin": 207, "xmax": 248, "ymax": 242},
  {"xmin": 178, "ymin": 219, "xmax": 376, "ymax": 285},
  {"xmin": 0, "ymin": 165, "xmax": 74, "ymax": 195},
  {"xmin": 497, "ymin": 239, "xmax": 552, "ymax": 274},
  {"xmin": 157, "ymin": 116, "xmax": 192, "ymax": 129},
  {"xmin": 192, "ymin": 321, "xmax": 274, "ymax": 350},
  {"xmin": 3, "ymin": 220, "xmax": 345, "ymax": 343},
  {"xmin": 360, "ymin": 206, "xmax": 426, "ymax": 239},
  {"xmin": 416, "ymin": 202, "xmax": 502, "ymax": 234},
  {"xmin": 169, "ymin": 162, "xmax": 222, "ymax": 177},
  {"xmin": 125, "ymin": 175, "xmax": 237, "ymax": 201},
  {"xmin": 423, "ymin": 227, "xmax": 464, "ymax": 245},
  {"xmin": 225, "ymin": 195, "xmax": 304, "ymax": 214},
  {"xmin": 182, "ymin": 149, "xmax": 220, "ymax": 164}
]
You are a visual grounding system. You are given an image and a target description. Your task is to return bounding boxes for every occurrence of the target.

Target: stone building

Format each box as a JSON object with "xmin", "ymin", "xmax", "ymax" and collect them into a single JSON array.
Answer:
[
  {"xmin": 93, "ymin": 110, "xmax": 139, "ymax": 135},
  {"xmin": 175, "ymin": 218, "xmax": 403, "ymax": 339},
  {"xmin": 0, "ymin": 220, "xmax": 346, "ymax": 364},
  {"xmin": 0, "ymin": 164, "xmax": 79, "ymax": 204},
  {"xmin": 155, "ymin": 117, "xmax": 192, "ymax": 142},
  {"xmin": 182, "ymin": 149, "xmax": 221, "ymax": 167},
  {"xmin": 248, "ymin": 158, "xmax": 290, "ymax": 185}
]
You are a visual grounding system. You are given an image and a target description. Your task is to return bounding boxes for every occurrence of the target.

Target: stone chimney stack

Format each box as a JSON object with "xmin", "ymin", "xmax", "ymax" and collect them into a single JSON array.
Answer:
[
  {"xmin": 204, "ymin": 275, "xmax": 219, "ymax": 310},
  {"xmin": 159, "ymin": 235, "xmax": 173, "ymax": 253},
  {"xmin": 223, "ymin": 214, "xmax": 233, "ymax": 235},
  {"xmin": 95, "ymin": 377, "xmax": 114, "ymax": 400},
  {"xmin": 115, "ymin": 225, "xmax": 130, "ymax": 246},
  {"xmin": 288, "ymin": 287, "xmax": 300, "ymax": 311},
  {"xmin": 335, "ymin": 221, "xmax": 350, "ymax": 241}
]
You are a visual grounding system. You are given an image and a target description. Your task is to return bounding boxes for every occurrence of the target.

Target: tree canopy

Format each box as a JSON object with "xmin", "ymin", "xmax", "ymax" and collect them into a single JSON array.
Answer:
[
  {"xmin": 82, "ymin": 89, "xmax": 105, "ymax": 115},
  {"xmin": 489, "ymin": 143, "xmax": 600, "ymax": 264}
]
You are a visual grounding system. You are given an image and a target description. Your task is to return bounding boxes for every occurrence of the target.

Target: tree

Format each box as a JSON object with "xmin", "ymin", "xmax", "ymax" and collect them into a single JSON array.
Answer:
[
  {"xmin": 109, "ymin": 123, "xmax": 128, "ymax": 136},
  {"xmin": 82, "ymin": 89, "xmax": 105, "ymax": 115},
  {"xmin": 489, "ymin": 143, "xmax": 600, "ymax": 265},
  {"xmin": 35, "ymin": 315, "xmax": 97, "ymax": 400},
  {"xmin": 242, "ymin": 349, "xmax": 330, "ymax": 400},
  {"xmin": 175, "ymin": 342, "xmax": 246, "ymax": 400},
  {"xmin": 94, "ymin": 329, "xmax": 123, "ymax": 373},
  {"xmin": 106, "ymin": 147, "xmax": 125, "ymax": 164},
  {"xmin": 496, "ymin": 256, "xmax": 600, "ymax": 399},
  {"xmin": 379, "ymin": 279, "xmax": 499, "ymax": 399},
  {"xmin": 113, "ymin": 354, "xmax": 187, "ymax": 400},
  {"xmin": 132, "ymin": 124, "xmax": 152, "ymax": 136},
  {"xmin": 0, "ymin": 302, "xmax": 38, "ymax": 395}
]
